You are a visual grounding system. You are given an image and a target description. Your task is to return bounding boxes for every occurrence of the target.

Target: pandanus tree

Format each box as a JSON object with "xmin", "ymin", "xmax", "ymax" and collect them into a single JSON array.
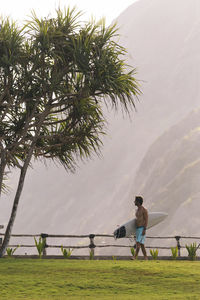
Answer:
[{"xmin": 0, "ymin": 8, "xmax": 140, "ymax": 256}]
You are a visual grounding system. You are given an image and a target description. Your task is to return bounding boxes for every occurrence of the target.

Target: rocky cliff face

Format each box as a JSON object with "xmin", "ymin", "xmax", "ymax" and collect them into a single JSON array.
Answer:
[
  {"xmin": 134, "ymin": 108, "xmax": 200, "ymax": 237},
  {"xmin": 1, "ymin": 0, "xmax": 200, "ymax": 254}
]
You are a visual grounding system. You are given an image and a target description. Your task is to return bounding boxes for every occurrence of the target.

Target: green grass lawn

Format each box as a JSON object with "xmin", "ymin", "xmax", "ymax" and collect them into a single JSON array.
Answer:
[{"xmin": 0, "ymin": 259, "xmax": 200, "ymax": 299}]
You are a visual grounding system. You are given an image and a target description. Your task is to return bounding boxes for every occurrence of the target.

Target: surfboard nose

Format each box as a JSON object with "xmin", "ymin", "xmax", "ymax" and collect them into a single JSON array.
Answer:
[
  {"xmin": 151, "ymin": 212, "xmax": 168, "ymax": 218},
  {"xmin": 147, "ymin": 212, "xmax": 168, "ymax": 229},
  {"xmin": 159, "ymin": 212, "xmax": 168, "ymax": 219}
]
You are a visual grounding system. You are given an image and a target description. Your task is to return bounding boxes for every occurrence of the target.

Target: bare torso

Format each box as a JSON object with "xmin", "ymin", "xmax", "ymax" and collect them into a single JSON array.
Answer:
[{"xmin": 135, "ymin": 206, "xmax": 148, "ymax": 227}]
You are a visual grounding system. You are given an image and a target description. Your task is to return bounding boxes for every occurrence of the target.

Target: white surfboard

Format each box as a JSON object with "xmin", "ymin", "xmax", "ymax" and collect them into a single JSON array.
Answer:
[{"xmin": 114, "ymin": 212, "xmax": 168, "ymax": 239}]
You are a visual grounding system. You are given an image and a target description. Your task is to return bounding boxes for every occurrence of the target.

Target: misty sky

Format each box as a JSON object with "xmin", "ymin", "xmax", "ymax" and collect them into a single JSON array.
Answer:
[{"xmin": 1, "ymin": 0, "xmax": 138, "ymax": 25}]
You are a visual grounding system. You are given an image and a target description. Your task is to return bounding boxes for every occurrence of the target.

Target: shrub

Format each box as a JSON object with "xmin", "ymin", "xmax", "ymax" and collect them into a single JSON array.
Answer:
[
  {"xmin": 171, "ymin": 246, "xmax": 178, "ymax": 260},
  {"xmin": 34, "ymin": 237, "xmax": 46, "ymax": 258},
  {"xmin": 150, "ymin": 249, "xmax": 159, "ymax": 260},
  {"xmin": 130, "ymin": 247, "xmax": 135, "ymax": 257},
  {"xmin": 61, "ymin": 246, "xmax": 73, "ymax": 259},
  {"xmin": 89, "ymin": 250, "xmax": 94, "ymax": 260},
  {"xmin": 6, "ymin": 245, "xmax": 20, "ymax": 257},
  {"xmin": 186, "ymin": 243, "xmax": 197, "ymax": 261}
]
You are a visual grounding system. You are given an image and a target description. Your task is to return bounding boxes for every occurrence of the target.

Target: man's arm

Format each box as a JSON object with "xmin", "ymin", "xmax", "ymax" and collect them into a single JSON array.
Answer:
[{"xmin": 142, "ymin": 209, "xmax": 148, "ymax": 235}]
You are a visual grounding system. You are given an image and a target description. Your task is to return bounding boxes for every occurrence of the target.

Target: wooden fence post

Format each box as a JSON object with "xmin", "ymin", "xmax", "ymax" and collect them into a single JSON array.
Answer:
[
  {"xmin": 175, "ymin": 236, "xmax": 181, "ymax": 257},
  {"xmin": 41, "ymin": 233, "xmax": 48, "ymax": 257},
  {"xmin": 89, "ymin": 234, "xmax": 96, "ymax": 258}
]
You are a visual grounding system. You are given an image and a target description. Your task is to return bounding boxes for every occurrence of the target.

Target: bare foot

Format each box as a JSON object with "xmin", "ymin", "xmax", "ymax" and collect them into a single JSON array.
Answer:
[{"xmin": 131, "ymin": 256, "xmax": 136, "ymax": 260}]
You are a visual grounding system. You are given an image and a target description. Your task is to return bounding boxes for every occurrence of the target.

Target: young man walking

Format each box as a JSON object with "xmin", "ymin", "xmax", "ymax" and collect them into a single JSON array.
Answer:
[{"xmin": 131, "ymin": 196, "xmax": 148, "ymax": 260}]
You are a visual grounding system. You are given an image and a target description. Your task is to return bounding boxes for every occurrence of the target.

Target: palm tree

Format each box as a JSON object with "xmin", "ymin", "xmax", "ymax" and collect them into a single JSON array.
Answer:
[{"xmin": 0, "ymin": 8, "xmax": 140, "ymax": 256}]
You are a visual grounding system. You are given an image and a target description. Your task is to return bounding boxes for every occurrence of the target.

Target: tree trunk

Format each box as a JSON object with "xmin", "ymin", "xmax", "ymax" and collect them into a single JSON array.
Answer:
[
  {"xmin": 0, "ymin": 147, "xmax": 33, "ymax": 257},
  {"xmin": 0, "ymin": 149, "xmax": 6, "ymax": 196},
  {"xmin": 0, "ymin": 109, "xmax": 49, "ymax": 257}
]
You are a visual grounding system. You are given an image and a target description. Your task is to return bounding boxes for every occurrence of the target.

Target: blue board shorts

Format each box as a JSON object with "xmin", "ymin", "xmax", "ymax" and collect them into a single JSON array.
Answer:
[{"xmin": 136, "ymin": 226, "xmax": 146, "ymax": 244}]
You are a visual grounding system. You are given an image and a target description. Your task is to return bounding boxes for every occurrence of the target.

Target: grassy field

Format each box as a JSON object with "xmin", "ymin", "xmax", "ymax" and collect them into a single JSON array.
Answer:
[{"xmin": 0, "ymin": 259, "xmax": 199, "ymax": 299}]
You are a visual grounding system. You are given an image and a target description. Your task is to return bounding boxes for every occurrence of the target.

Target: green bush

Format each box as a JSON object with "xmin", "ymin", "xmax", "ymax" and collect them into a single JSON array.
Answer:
[
  {"xmin": 171, "ymin": 246, "xmax": 178, "ymax": 260},
  {"xmin": 150, "ymin": 249, "xmax": 159, "ymax": 260},
  {"xmin": 130, "ymin": 247, "xmax": 135, "ymax": 257},
  {"xmin": 89, "ymin": 250, "xmax": 94, "ymax": 260},
  {"xmin": 6, "ymin": 245, "xmax": 20, "ymax": 257},
  {"xmin": 34, "ymin": 237, "xmax": 46, "ymax": 258},
  {"xmin": 186, "ymin": 243, "xmax": 197, "ymax": 261},
  {"xmin": 61, "ymin": 246, "xmax": 73, "ymax": 259}
]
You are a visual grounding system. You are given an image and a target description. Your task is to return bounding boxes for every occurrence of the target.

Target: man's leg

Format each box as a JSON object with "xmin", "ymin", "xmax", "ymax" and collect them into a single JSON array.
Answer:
[
  {"xmin": 141, "ymin": 244, "xmax": 148, "ymax": 260},
  {"xmin": 133, "ymin": 242, "xmax": 141, "ymax": 259}
]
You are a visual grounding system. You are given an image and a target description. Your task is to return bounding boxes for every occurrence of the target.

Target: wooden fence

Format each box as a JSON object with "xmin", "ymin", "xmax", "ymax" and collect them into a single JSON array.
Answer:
[{"xmin": 0, "ymin": 232, "xmax": 200, "ymax": 257}]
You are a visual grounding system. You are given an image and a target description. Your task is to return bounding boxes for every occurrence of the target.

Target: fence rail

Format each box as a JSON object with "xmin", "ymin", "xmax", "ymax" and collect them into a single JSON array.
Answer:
[{"xmin": 0, "ymin": 231, "xmax": 200, "ymax": 257}]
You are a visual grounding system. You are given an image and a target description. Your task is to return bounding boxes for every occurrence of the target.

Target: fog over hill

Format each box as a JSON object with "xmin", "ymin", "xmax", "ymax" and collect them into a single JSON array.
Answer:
[
  {"xmin": 134, "ymin": 108, "xmax": 200, "ymax": 237},
  {"xmin": 1, "ymin": 0, "xmax": 200, "ymax": 253}
]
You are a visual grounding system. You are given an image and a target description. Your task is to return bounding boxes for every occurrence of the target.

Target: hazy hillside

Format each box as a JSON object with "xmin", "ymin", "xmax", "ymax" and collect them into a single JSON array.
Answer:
[
  {"xmin": 132, "ymin": 108, "xmax": 200, "ymax": 254},
  {"xmin": 1, "ymin": 0, "xmax": 200, "ymax": 254},
  {"xmin": 134, "ymin": 108, "xmax": 200, "ymax": 237}
]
